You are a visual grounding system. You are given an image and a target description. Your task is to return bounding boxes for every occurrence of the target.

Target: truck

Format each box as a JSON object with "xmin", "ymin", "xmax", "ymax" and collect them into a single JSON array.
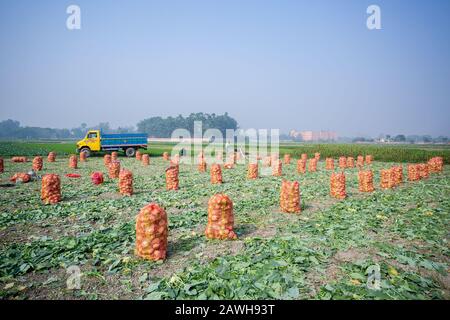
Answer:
[{"xmin": 76, "ymin": 130, "xmax": 148, "ymax": 157}]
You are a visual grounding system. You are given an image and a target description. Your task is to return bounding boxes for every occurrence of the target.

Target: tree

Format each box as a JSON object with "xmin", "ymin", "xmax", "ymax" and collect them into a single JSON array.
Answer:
[{"xmin": 394, "ymin": 134, "xmax": 406, "ymax": 142}]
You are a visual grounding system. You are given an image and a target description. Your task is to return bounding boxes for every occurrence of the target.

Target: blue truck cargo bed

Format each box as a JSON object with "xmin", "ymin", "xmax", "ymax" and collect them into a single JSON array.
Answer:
[{"xmin": 101, "ymin": 133, "xmax": 148, "ymax": 149}]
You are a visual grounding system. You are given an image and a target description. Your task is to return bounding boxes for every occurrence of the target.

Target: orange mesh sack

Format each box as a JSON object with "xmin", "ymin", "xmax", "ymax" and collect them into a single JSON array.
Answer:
[
  {"xmin": 111, "ymin": 152, "xmax": 118, "ymax": 161},
  {"xmin": 365, "ymin": 155, "xmax": 373, "ymax": 165},
  {"xmin": 210, "ymin": 164, "xmax": 223, "ymax": 184},
  {"xmin": 216, "ymin": 153, "xmax": 223, "ymax": 161},
  {"xmin": 47, "ymin": 152, "xmax": 56, "ymax": 162},
  {"xmin": 314, "ymin": 152, "xmax": 320, "ymax": 161},
  {"xmin": 301, "ymin": 153, "xmax": 307, "ymax": 161},
  {"xmin": 392, "ymin": 166, "xmax": 403, "ymax": 186},
  {"xmin": 263, "ymin": 156, "xmax": 272, "ymax": 167},
  {"xmin": 418, "ymin": 163, "xmax": 429, "ymax": 179},
  {"xmin": 247, "ymin": 163, "xmax": 258, "ymax": 179},
  {"xmin": 236, "ymin": 152, "xmax": 242, "ymax": 161},
  {"xmin": 280, "ymin": 180, "xmax": 301, "ymax": 213},
  {"xmin": 104, "ymin": 154, "xmax": 112, "ymax": 167},
  {"xmin": 136, "ymin": 151, "xmax": 142, "ymax": 161},
  {"xmin": 380, "ymin": 169, "xmax": 394, "ymax": 189},
  {"xmin": 32, "ymin": 156, "xmax": 43, "ymax": 171},
  {"xmin": 346, "ymin": 157, "xmax": 355, "ymax": 168},
  {"xmin": 272, "ymin": 160, "xmax": 282, "ymax": 176},
  {"xmin": 119, "ymin": 169, "xmax": 133, "ymax": 196},
  {"xmin": 163, "ymin": 152, "xmax": 169, "ymax": 160},
  {"xmin": 339, "ymin": 157, "xmax": 347, "ymax": 169},
  {"xmin": 198, "ymin": 159, "xmax": 207, "ymax": 172},
  {"xmin": 166, "ymin": 165, "xmax": 179, "ymax": 190},
  {"xmin": 109, "ymin": 161, "xmax": 121, "ymax": 179},
  {"xmin": 428, "ymin": 157, "xmax": 443, "ymax": 173},
  {"xmin": 142, "ymin": 154, "xmax": 150, "ymax": 166},
  {"xmin": 284, "ymin": 154, "xmax": 291, "ymax": 165},
  {"xmin": 41, "ymin": 174, "xmax": 61, "ymax": 204},
  {"xmin": 330, "ymin": 172, "xmax": 346, "ymax": 199},
  {"xmin": 357, "ymin": 156, "xmax": 364, "ymax": 168},
  {"xmin": 205, "ymin": 194, "xmax": 237, "ymax": 240},
  {"xmin": 79, "ymin": 151, "xmax": 87, "ymax": 162},
  {"xmin": 0, "ymin": 157, "xmax": 3, "ymax": 173},
  {"xmin": 10, "ymin": 173, "xmax": 31, "ymax": 183},
  {"xmin": 358, "ymin": 170, "xmax": 374, "ymax": 192},
  {"xmin": 297, "ymin": 159, "xmax": 306, "ymax": 174},
  {"xmin": 408, "ymin": 164, "xmax": 420, "ymax": 181},
  {"xmin": 325, "ymin": 158, "xmax": 334, "ymax": 170},
  {"xmin": 12, "ymin": 157, "xmax": 27, "ymax": 163},
  {"xmin": 308, "ymin": 158, "xmax": 317, "ymax": 172},
  {"xmin": 69, "ymin": 155, "xmax": 78, "ymax": 169},
  {"xmin": 135, "ymin": 203, "xmax": 168, "ymax": 261}
]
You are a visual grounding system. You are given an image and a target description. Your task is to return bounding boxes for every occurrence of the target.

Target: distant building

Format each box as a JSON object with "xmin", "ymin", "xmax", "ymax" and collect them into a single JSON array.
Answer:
[{"xmin": 289, "ymin": 130, "xmax": 337, "ymax": 142}]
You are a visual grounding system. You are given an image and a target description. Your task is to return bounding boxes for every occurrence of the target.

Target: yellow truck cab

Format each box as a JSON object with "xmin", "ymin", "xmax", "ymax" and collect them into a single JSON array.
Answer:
[{"xmin": 76, "ymin": 130, "xmax": 148, "ymax": 157}]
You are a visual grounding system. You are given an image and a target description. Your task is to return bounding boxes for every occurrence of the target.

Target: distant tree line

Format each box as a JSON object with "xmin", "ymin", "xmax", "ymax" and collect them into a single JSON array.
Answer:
[
  {"xmin": 0, "ymin": 112, "xmax": 238, "ymax": 139},
  {"xmin": 0, "ymin": 119, "xmax": 134, "ymax": 140},
  {"xmin": 137, "ymin": 112, "xmax": 238, "ymax": 138}
]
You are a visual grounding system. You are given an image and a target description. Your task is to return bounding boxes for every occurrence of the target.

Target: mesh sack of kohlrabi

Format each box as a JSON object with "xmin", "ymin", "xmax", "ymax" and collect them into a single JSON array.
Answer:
[
  {"xmin": 284, "ymin": 154, "xmax": 291, "ymax": 165},
  {"xmin": 263, "ymin": 156, "xmax": 272, "ymax": 167},
  {"xmin": 314, "ymin": 152, "xmax": 320, "ymax": 161},
  {"xmin": 325, "ymin": 158, "xmax": 334, "ymax": 170},
  {"xmin": 418, "ymin": 163, "xmax": 429, "ymax": 180},
  {"xmin": 247, "ymin": 163, "xmax": 258, "ymax": 179},
  {"xmin": 111, "ymin": 152, "xmax": 118, "ymax": 161},
  {"xmin": 330, "ymin": 172, "xmax": 346, "ymax": 199},
  {"xmin": 91, "ymin": 172, "xmax": 104, "ymax": 185},
  {"xmin": 357, "ymin": 155, "xmax": 364, "ymax": 168},
  {"xmin": 358, "ymin": 170, "xmax": 374, "ymax": 192},
  {"xmin": 47, "ymin": 152, "xmax": 56, "ymax": 162},
  {"xmin": 272, "ymin": 160, "xmax": 282, "ymax": 176},
  {"xmin": 104, "ymin": 154, "xmax": 112, "ymax": 167},
  {"xmin": 380, "ymin": 169, "xmax": 394, "ymax": 189},
  {"xmin": 136, "ymin": 150, "xmax": 142, "ymax": 161},
  {"xmin": 41, "ymin": 174, "xmax": 61, "ymax": 204},
  {"xmin": 210, "ymin": 164, "xmax": 223, "ymax": 184},
  {"xmin": 205, "ymin": 194, "xmax": 237, "ymax": 240},
  {"xmin": 346, "ymin": 157, "xmax": 355, "ymax": 168},
  {"xmin": 308, "ymin": 158, "xmax": 317, "ymax": 172},
  {"xmin": 119, "ymin": 169, "xmax": 133, "ymax": 196},
  {"xmin": 407, "ymin": 164, "xmax": 420, "ymax": 181},
  {"xmin": 365, "ymin": 155, "xmax": 373, "ymax": 165},
  {"xmin": 297, "ymin": 159, "xmax": 306, "ymax": 174},
  {"xmin": 163, "ymin": 152, "xmax": 170, "ymax": 161},
  {"xmin": 69, "ymin": 155, "xmax": 78, "ymax": 169},
  {"xmin": 10, "ymin": 173, "xmax": 31, "ymax": 183},
  {"xmin": 32, "ymin": 156, "xmax": 43, "ymax": 171},
  {"xmin": 339, "ymin": 156, "xmax": 347, "ymax": 169},
  {"xmin": 391, "ymin": 166, "xmax": 403, "ymax": 186},
  {"xmin": 79, "ymin": 151, "xmax": 87, "ymax": 162},
  {"xmin": 12, "ymin": 156, "xmax": 27, "ymax": 163},
  {"xmin": 142, "ymin": 154, "xmax": 150, "ymax": 166},
  {"xmin": 280, "ymin": 180, "xmax": 301, "ymax": 213},
  {"xmin": 108, "ymin": 161, "xmax": 121, "ymax": 179},
  {"xmin": 165, "ymin": 165, "xmax": 179, "ymax": 190},
  {"xmin": 135, "ymin": 203, "xmax": 168, "ymax": 261},
  {"xmin": 198, "ymin": 159, "xmax": 207, "ymax": 172}
]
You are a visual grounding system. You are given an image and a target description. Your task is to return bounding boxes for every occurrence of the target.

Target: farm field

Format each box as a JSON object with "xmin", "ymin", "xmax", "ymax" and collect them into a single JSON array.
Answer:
[
  {"xmin": 0, "ymin": 141, "xmax": 449, "ymax": 164},
  {"xmin": 0, "ymin": 145, "xmax": 449, "ymax": 300}
]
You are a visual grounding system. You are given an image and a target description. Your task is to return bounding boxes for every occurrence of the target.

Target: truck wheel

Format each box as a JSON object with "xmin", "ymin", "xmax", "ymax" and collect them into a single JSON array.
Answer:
[
  {"xmin": 125, "ymin": 148, "xmax": 136, "ymax": 157},
  {"xmin": 80, "ymin": 147, "xmax": 91, "ymax": 158}
]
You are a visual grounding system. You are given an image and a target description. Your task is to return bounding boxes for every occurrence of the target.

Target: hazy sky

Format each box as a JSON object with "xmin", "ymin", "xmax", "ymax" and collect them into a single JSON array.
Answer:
[{"xmin": 0, "ymin": 0, "xmax": 449, "ymax": 136}]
